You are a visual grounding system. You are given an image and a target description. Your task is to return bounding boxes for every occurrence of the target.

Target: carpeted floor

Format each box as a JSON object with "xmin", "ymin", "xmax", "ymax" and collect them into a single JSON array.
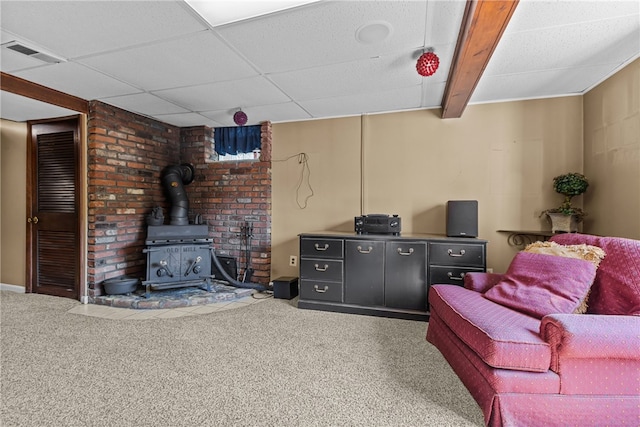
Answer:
[{"xmin": 0, "ymin": 291, "xmax": 483, "ymax": 426}]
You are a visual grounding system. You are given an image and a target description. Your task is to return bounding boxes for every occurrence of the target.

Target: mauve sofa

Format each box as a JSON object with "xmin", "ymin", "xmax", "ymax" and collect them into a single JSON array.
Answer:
[{"xmin": 426, "ymin": 233, "xmax": 640, "ymax": 427}]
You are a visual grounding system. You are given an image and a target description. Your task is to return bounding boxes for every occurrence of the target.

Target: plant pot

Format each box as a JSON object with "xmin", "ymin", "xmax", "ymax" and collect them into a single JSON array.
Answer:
[{"xmin": 546, "ymin": 212, "xmax": 579, "ymax": 233}]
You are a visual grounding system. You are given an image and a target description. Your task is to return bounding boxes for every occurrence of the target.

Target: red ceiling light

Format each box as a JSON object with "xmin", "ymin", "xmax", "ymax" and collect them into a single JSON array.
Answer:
[
  {"xmin": 233, "ymin": 110, "xmax": 248, "ymax": 126},
  {"xmin": 416, "ymin": 51, "xmax": 439, "ymax": 77}
]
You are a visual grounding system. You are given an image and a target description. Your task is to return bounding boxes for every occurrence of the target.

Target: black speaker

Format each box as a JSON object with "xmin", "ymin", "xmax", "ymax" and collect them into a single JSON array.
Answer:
[
  {"xmin": 446, "ymin": 200, "xmax": 478, "ymax": 238},
  {"xmin": 272, "ymin": 276, "xmax": 299, "ymax": 300}
]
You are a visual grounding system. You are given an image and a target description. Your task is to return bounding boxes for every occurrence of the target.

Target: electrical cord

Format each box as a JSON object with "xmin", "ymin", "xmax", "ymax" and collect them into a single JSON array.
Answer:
[{"xmin": 273, "ymin": 152, "xmax": 314, "ymax": 209}]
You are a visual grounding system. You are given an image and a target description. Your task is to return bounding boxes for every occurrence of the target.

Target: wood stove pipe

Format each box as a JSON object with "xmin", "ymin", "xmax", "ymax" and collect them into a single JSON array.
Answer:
[{"xmin": 161, "ymin": 163, "xmax": 195, "ymax": 225}]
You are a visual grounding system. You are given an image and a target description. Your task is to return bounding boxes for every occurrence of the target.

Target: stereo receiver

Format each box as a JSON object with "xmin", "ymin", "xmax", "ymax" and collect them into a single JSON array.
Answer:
[{"xmin": 354, "ymin": 214, "xmax": 401, "ymax": 235}]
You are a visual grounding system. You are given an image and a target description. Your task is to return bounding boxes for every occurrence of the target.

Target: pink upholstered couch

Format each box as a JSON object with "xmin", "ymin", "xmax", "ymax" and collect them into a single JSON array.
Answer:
[{"xmin": 426, "ymin": 233, "xmax": 640, "ymax": 426}]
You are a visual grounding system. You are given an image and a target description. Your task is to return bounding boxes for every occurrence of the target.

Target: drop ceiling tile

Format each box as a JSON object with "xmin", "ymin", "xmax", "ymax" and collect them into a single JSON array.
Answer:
[
  {"xmin": 269, "ymin": 52, "xmax": 422, "ymax": 101},
  {"xmin": 421, "ymin": 80, "xmax": 447, "ymax": 108},
  {"xmin": 216, "ymin": 1, "xmax": 427, "ymax": 74},
  {"xmin": 506, "ymin": 0, "xmax": 639, "ymax": 33},
  {"xmin": 15, "ymin": 62, "xmax": 141, "ymax": 100},
  {"xmin": 100, "ymin": 93, "xmax": 189, "ymax": 116},
  {"xmin": 425, "ymin": 0, "xmax": 467, "ymax": 46},
  {"xmin": 300, "ymin": 85, "xmax": 422, "ymax": 118},
  {"xmin": 78, "ymin": 31, "xmax": 258, "ymax": 92},
  {"xmin": 0, "ymin": 91, "xmax": 76, "ymax": 122},
  {"xmin": 152, "ymin": 112, "xmax": 220, "ymax": 128},
  {"xmin": 471, "ymin": 63, "xmax": 620, "ymax": 103},
  {"xmin": 485, "ymin": 14, "xmax": 640, "ymax": 76},
  {"xmin": 200, "ymin": 102, "xmax": 312, "ymax": 126},
  {"xmin": 0, "ymin": 1, "xmax": 206, "ymax": 58},
  {"xmin": 153, "ymin": 76, "xmax": 290, "ymax": 111}
]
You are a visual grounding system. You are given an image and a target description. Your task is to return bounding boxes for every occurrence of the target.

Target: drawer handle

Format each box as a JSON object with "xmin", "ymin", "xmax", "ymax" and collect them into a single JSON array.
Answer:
[
  {"xmin": 447, "ymin": 272, "xmax": 465, "ymax": 281},
  {"xmin": 314, "ymin": 243, "xmax": 329, "ymax": 251},
  {"xmin": 397, "ymin": 247, "xmax": 414, "ymax": 256},
  {"xmin": 357, "ymin": 245, "xmax": 373, "ymax": 254},
  {"xmin": 314, "ymin": 285, "xmax": 329, "ymax": 293},
  {"xmin": 314, "ymin": 264, "xmax": 329, "ymax": 272},
  {"xmin": 447, "ymin": 249, "xmax": 466, "ymax": 257}
]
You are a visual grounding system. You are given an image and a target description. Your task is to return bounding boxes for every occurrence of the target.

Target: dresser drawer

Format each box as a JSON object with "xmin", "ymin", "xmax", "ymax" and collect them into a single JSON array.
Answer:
[
  {"xmin": 429, "ymin": 242, "xmax": 485, "ymax": 267},
  {"xmin": 300, "ymin": 280, "xmax": 343, "ymax": 302},
  {"xmin": 300, "ymin": 259, "xmax": 343, "ymax": 282},
  {"xmin": 300, "ymin": 238, "xmax": 344, "ymax": 259},
  {"xmin": 429, "ymin": 266, "xmax": 485, "ymax": 286}
]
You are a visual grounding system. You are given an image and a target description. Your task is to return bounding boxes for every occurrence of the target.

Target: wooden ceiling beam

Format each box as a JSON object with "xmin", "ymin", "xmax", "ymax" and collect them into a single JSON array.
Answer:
[
  {"xmin": 1, "ymin": 71, "xmax": 89, "ymax": 114},
  {"xmin": 441, "ymin": 0, "xmax": 519, "ymax": 119}
]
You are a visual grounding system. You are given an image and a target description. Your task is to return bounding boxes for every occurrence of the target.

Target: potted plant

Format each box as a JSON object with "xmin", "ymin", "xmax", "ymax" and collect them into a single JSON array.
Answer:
[{"xmin": 541, "ymin": 172, "xmax": 589, "ymax": 233}]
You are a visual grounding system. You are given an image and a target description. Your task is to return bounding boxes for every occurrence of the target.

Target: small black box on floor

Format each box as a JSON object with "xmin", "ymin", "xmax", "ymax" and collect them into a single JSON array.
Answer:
[
  {"xmin": 272, "ymin": 276, "xmax": 299, "ymax": 300},
  {"xmin": 212, "ymin": 256, "xmax": 237, "ymax": 281}
]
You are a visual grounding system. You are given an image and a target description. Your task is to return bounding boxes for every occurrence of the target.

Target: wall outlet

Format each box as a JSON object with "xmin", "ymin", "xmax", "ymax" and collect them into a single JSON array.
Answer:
[
  {"xmin": 289, "ymin": 255, "xmax": 298, "ymax": 267},
  {"xmin": 486, "ymin": 267, "xmax": 494, "ymax": 273}
]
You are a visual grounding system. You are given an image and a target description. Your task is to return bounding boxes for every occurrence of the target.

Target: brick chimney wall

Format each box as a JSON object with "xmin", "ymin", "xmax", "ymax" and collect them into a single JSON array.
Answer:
[
  {"xmin": 87, "ymin": 100, "xmax": 272, "ymax": 297},
  {"xmin": 87, "ymin": 101, "xmax": 180, "ymax": 297},
  {"xmin": 181, "ymin": 123, "xmax": 272, "ymax": 286}
]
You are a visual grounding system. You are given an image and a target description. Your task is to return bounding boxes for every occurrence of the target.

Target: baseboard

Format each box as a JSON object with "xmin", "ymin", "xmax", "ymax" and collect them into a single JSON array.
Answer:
[{"xmin": 0, "ymin": 283, "xmax": 26, "ymax": 293}]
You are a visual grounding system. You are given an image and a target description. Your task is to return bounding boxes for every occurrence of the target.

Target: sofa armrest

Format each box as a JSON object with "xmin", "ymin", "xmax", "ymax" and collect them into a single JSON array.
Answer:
[
  {"xmin": 541, "ymin": 314, "xmax": 640, "ymax": 370},
  {"xmin": 463, "ymin": 272, "xmax": 504, "ymax": 293}
]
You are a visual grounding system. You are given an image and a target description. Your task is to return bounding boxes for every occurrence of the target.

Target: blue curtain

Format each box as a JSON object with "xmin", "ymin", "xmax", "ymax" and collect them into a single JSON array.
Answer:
[{"xmin": 214, "ymin": 125, "xmax": 261, "ymax": 155}]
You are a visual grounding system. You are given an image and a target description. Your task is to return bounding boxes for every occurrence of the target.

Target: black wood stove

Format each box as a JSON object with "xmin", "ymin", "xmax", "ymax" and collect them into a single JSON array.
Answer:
[
  {"xmin": 141, "ymin": 163, "xmax": 215, "ymax": 297},
  {"xmin": 142, "ymin": 224, "xmax": 213, "ymax": 297}
]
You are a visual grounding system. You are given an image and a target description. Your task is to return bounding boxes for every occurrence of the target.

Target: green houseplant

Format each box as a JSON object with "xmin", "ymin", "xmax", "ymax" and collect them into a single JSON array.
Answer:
[{"xmin": 541, "ymin": 172, "xmax": 589, "ymax": 233}]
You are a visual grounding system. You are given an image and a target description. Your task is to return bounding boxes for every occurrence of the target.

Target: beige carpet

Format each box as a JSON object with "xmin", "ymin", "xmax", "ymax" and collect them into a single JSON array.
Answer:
[{"xmin": 0, "ymin": 291, "xmax": 483, "ymax": 426}]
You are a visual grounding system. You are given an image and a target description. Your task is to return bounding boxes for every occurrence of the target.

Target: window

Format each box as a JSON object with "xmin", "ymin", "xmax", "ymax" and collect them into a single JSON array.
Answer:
[{"xmin": 213, "ymin": 125, "xmax": 261, "ymax": 162}]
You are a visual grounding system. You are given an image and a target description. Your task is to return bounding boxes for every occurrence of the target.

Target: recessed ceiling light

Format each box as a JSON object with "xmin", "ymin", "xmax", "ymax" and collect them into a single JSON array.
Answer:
[
  {"xmin": 185, "ymin": 0, "xmax": 321, "ymax": 27},
  {"xmin": 355, "ymin": 21, "xmax": 393, "ymax": 44}
]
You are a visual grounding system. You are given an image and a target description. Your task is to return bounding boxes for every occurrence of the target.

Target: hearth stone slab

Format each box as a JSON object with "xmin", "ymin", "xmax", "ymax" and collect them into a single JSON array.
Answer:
[{"xmin": 91, "ymin": 283, "xmax": 254, "ymax": 309}]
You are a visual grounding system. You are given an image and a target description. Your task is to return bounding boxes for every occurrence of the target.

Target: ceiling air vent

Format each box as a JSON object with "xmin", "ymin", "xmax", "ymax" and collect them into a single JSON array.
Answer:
[{"xmin": 2, "ymin": 40, "xmax": 66, "ymax": 64}]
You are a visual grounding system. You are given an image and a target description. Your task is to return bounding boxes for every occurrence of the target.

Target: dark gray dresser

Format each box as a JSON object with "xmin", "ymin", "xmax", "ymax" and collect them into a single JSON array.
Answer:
[{"xmin": 298, "ymin": 232, "xmax": 487, "ymax": 321}]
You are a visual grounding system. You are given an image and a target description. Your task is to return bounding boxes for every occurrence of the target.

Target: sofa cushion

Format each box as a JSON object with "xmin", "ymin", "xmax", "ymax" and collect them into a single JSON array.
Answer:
[
  {"xmin": 429, "ymin": 285, "xmax": 551, "ymax": 372},
  {"xmin": 524, "ymin": 241, "xmax": 606, "ymax": 313},
  {"xmin": 484, "ymin": 252, "xmax": 596, "ymax": 318},
  {"xmin": 550, "ymin": 234, "xmax": 640, "ymax": 315}
]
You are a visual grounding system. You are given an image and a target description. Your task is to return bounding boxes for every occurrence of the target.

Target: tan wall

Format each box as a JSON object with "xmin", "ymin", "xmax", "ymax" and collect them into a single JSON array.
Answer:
[
  {"xmin": 272, "ymin": 96, "xmax": 585, "ymax": 275},
  {"xmin": 0, "ymin": 119, "xmax": 27, "ymax": 287},
  {"xmin": 583, "ymin": 58, "xmax": 640, "ymax": 239}
]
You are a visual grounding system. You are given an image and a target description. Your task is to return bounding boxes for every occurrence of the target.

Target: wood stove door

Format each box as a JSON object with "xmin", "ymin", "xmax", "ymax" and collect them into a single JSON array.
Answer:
[{"xmin": 26, "ymin": 117, "xmax": 81, "ymax": 300}]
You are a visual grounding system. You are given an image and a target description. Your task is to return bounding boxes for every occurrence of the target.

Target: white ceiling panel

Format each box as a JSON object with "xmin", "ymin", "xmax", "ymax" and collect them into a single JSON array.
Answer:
[
  {"xmin": 152, "ymin": 112, "xmax": 221, "ymax": 128},
  {"xmin": 101, "ymin": 93, "xmax": 189, "ymax": 116},
  {"xmin": 471, "ymin": 62, "xmax": 622, "ymax": 103},
  {"xmin": 0, "ymin": 1, "xmax": 206, "ymax": 59},
  {"xmin": 15, "ymin": 62, "xmax": 141, "ymax": 99},
  {"xmin": 153, "ymin": 76, "xmax": 290, "ymax": 111},
  {"xmin": 300, "ymin": 85, "xmax": 422, "ymax": 118},
  {"xmin": 0, "ymin": 91, "xmax": 76, "ymax": 121},
  {"xmin": 216, "ymin": 1, "xmax": 428, "ymax": 74},
  {"xmin": 421, "ymin": 80, "xmax": 447, "ymax": 107},
  {"xmin": 78, "ymin": 31, "xmax": 258, "ymax": 92},
  {"xmin": 424, "ymin": 0, "xmax": 467, "ymax": 46},
  {"xmin": 200, "ymin": 102, "xmax": 312, "ymax": 126},
  {"xmin": 485, "ymin": 14, "xmax": 640, "ymax": 76},
  {"xmin": 505, "ymin": 0, "xmax": 639, "ymax": 32},
  {"xmin": 269, "ymin": 52, "xmax": 421, "ymax": 101}
]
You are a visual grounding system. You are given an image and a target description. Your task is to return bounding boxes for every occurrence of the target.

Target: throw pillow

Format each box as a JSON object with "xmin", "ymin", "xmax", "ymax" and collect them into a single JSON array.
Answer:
[
  {"xmin": 523, "ymin": 240, "xmax": 605, "ymax": 313},
  {"xmin": 483, "ymin": 251, "xmax": 597, "ymax": 319}
]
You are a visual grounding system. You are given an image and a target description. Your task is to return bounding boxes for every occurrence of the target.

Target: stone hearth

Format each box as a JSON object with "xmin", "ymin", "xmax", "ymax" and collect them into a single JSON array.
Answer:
[{"xmin": 92, "ymin": 282, "xmax": 255, "ymax": 310}]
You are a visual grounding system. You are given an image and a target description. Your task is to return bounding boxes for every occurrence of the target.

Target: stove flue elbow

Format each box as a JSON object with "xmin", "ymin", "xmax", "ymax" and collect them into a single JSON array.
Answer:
[{"xmin": 161, "ymin": 163, "xmax": 195, "ymax": 226}]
